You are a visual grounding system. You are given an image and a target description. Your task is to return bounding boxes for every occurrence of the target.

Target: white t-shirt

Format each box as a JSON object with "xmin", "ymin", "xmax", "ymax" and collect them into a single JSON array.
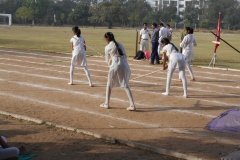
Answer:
[
  {"xmin": 168, "ymin": 28, "xmax": 173, "ymax": 35},
  {"xmin": 70, "ymin": 35, "xmax": 85, "ymax": 51},
  {"xmin": 140, "ymin": 28, "xmax": 150, "ymax": 40},
  {"xmin": 159, "ymin": 27, "xmax": 169, "ymax": 40},
  {"xmin": 162, "ymin": 44, "xmax": 178, "ymax": 57}
]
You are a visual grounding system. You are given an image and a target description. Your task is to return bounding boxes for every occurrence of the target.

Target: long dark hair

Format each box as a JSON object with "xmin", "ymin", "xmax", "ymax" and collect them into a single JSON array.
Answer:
[
  {"xmin": 104, "ymin": 32, "xmax": 123, "ymax": 56},
  {"xmin": 190, "ymin": 28, "xmax": 194, "ymax": 34},
  {"xmin": 161, "ymin": 38, "xmax": 179, "ymax": 52},
  {"xmin": 185, "ymin": 27, "xmax": 191, "ymax": 34},
  {"xmin": 72, "ymin": 26, "xmax": 81, "ymax": 37}
]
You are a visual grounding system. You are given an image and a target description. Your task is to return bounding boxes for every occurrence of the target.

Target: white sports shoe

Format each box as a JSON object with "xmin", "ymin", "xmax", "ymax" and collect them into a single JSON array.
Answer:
[
  {"xmin": 89, "ymin": 83, "xmax": 93, "ymax": 87},
  {"xmin": 100, "ymin": 103, "xmax": 109, "ymax": 109},
  {"xmin": 162, "ymin": 92, "xmax": 169, "ymax": 96},
  {"xmin": 183, "ymin": 94, "xmax": 188, "ymax": 98},
  {"xmin": 68, "ymin": 82, "xmax": 73, "ymax": 85},
  {"xmin": 127, "ymin": 105, "xmax": 136, "ymax": 111}
]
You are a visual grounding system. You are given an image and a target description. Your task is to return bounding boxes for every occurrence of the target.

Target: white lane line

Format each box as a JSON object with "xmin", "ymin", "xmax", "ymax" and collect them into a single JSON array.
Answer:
[
  {"xmin": 0, "ymin": 70, "xmax": 219, "ymax": 119},
  {"xmin": 0, "ymin": 59, "xmax": 240, "ymax": 97},
  {"xmin": 2, "ymin": 49, "xmax": 240, "ymax": 78},
  {"xmin": 1, "ymin": 57, "xmax": 239, "ymax": 90},
  {"xmin": 1, "ymin": 62, "xmax": 239, "ymax": 110},
  {"xmin": 8, "ymin": 54, "xmax": 240, "ymax": 83},
  {"xmin": 0, "ymin": 90, "xmax": 236, "ymax": 143},
  {"xmin": 88, "ymin": 59, "xmax": 240, "ymax": 78},
  {"xmin": 1, "ymin": 58, "xmax": 240, "ymax": 99},
  {"xmin": 0, "ymin": 92, "xmax": 156, "ymax": 128},
  {"xmin": 1, "ymin": 61, "xmax": 239, "ymax": 97},
  {"xmin": 0, "ymin": 67, "xmax": 239, "ymax": 119}
]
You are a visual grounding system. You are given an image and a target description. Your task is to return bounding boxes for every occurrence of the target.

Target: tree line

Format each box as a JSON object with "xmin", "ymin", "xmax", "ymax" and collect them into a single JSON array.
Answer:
[{"xmin": 0, "ymin": 0, "xmax": 240, "ymax": 30}]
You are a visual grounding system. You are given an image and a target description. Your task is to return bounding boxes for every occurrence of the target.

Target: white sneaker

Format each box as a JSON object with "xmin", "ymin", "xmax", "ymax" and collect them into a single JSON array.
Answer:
[
  {"xmin": 162, "ymin": 92, "xmax": 169, "ymax": 96},
  {"xmin": 127, "ymin": 105, "xmax": 136, "ymax": 111},
  {"xmin": 183, "ymin": 94, "xmax": 188, "ymax": 98},
  {"xmin": 89, "ymin": 83, "xmax": 93, "ymax": 87},
  {"xmin": 68, "ymin": 82, "xmax": 73, "ymax": 85},
  {"xmin": 100, "ymin": 103, "xmax": 109, "ymax": 109}
]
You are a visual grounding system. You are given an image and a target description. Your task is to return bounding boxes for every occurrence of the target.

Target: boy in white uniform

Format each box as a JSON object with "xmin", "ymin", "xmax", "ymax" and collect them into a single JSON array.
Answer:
[
  {"xmin": 139, "ymin": 23, "xmax": 151, "ymax": 52},
  {"xmin": 166, "ymin": 24, "xmax": 173, "ymax": 41},
  {"xmin": 158, "ymin": 23, "xmax": 170, "ymax": 56},
  {"xmin": 161, "ymin": 38, "xmax": 188, "ymax": 98}
]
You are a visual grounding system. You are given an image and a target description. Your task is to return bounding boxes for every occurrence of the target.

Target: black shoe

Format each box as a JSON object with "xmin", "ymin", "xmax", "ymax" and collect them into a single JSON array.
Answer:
[
  {"xmin": 150, "ymin": 63, "xmax": 154, "ymax": 65},
  {"xmin": 156, "ymin": 63, "xmax": 160, "ymax": 65}
]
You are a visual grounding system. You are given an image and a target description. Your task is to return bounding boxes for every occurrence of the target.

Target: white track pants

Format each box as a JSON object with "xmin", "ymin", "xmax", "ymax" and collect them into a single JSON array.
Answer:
[
  {"xmin": 70, "ymin": 65, "xmax": 92, "ymax": 85},
  {"xmin": 0, "ymin": 136, "xmax": 19, "ymax": 160},
  {"xmin": 166, "ymin": 66, "xmax": 188, "ymax": 96},
  {"xmin": 140, "ymin": 40, "xmax": 149, "ymax": 52},
  {"xmin": 105, "ymin": 83, "xmax": 134, "ymax": 106},
  {"xmin": 179, "ymin": 60, "xmax": 195, "ymax": 79}
]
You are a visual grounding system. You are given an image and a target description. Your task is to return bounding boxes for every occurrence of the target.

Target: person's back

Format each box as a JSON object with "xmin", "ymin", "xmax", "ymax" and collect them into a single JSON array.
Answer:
[
  {"xmin": 151, "ymin": 28, "xmax": 159, "ymax": 43},
  {"xmin": 181, "ymin": 34, "xmax": 197, "ymax": 54},
  {"xmin": 160, "ymin": 27, "xmax": 169, "ymax": 39}
]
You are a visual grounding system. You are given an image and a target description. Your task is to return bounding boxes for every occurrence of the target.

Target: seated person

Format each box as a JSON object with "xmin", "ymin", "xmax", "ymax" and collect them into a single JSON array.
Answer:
[{"xmin": 0, "ymin": 136, "xmax": 26, "ymax": 160}]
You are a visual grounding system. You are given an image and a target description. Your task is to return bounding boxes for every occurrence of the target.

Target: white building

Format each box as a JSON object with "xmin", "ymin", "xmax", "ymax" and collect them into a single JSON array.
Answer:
[{"xmin": 152, "ymin": 0, "xmax": 209, "ymax": 15}]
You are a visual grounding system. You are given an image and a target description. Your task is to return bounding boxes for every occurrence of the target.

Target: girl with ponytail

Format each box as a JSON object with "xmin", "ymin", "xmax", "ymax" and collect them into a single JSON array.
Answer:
[
  {"xmin": 161, "ymin": 38, "xmax": 188, "ymax": 98},
  {"xmin": 68, "ymin": 26, "xmax": 92, "ymax": 86},
  {"xmin": 100, "ymin": 32, "xmax": 136, "ymax": 111},
  {"xmin": 179, "ymin": 27, "xmax": 197, "ymax": 81}
]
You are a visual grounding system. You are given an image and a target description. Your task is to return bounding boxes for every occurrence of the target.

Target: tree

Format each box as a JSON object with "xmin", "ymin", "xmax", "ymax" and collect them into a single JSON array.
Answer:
[
  {"xmin": 21, "ymin": 0, "xmax": 51, "ymax": 24},
  {"xmin": 161, "ymin": 5, "xmax": 180, "ymax": 23},
  {"xmin": 199, "ymin": 20, "xmax": 208, "ymax": 28},
  {"xmin": 183, "ymin": 5, "xmax": 201, "ymax": 25},
  {"xmin": 126, "ymin": 0, "xmax": 152, "ymax": 27},
  {"xmin": 206, "ymin": 0, "xmax": 240, "ymax": 30},
  {"xmin": 89, "ymin": 0, "xmax": 124, "ymax": 29},
  {"xmin": 61, "ymin": 13, "xmax": 66, "ymax": 25},
  {"xmin": 67, "ymin": 2, "xmax": 90, "ymax": 26},
  {"xmin": 15, "ymin": 6, "xmax": 34, "ymax": 25}
]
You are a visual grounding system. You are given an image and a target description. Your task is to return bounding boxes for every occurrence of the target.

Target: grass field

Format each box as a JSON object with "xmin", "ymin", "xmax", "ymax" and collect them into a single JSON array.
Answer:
[{"xmin": 0, "ymin": 26, "xmax": 240, "ymax": 69}]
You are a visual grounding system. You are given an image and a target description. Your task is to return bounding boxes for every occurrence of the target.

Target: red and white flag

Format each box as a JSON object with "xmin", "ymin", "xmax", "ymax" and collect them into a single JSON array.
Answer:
[{"xmin": 212, "ymin": 13, "xmax": 221, "ymax": 53}]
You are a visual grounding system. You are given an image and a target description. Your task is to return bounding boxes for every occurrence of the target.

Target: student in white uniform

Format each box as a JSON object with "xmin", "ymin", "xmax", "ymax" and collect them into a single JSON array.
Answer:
[
  {"xmin": 158, "ymin": 23, "xmax": 169, "ymax": 56},
  {"xmin": 179, "ymin": 27, "xmax": 197, "ymax": 81},
  {"xmin": 0, "ymin": 136, "xmax": 26, "ymax": 160},
  {"xmin": 68, "ymin": 26, "xmax": 93, "ymax": 86},
  {"xmin": 100, "ymin": 32, "xmax": 136, "ymax": 111},
  {"xmin": 166, "ymin": 24, "xmax": 173, "ymax": 41},
  {"xmin": 139, "ymin": 23, "xmax": 151, "ymax": 52},
  {"xmin": 161, "ymin": 38, "xmax": 188, "ymax": 98}
]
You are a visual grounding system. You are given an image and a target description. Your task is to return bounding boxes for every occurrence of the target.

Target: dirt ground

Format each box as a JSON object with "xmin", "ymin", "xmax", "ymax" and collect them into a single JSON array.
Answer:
[
  {"xmin": 1, "ymin": 115, "xmax": 179, "ymax": 160},
  {"xmin": 0, "ymin": 49, "xmax": 240, "ymax": 159}
]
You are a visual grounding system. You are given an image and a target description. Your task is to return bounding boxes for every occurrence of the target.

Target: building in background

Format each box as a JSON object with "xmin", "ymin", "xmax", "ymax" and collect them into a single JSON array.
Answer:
[{"xmin": 152, "ymin": 0, "xmax": 209, "ymax": 15}]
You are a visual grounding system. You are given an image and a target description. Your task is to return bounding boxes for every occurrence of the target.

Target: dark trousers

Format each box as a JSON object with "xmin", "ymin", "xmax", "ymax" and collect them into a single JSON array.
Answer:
[{"xmin": 151, "ymin": 41, "xmax": 159, "ymax": 64}]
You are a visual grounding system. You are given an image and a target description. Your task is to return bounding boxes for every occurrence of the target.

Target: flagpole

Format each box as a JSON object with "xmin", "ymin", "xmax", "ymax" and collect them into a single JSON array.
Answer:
[
  {"xmin": 209, "ymin": 12, "xmax": 221, "ymax": 67},
  {"xmin": 210, "ymin": 31, "xmax": 240, "ymax": 53}
]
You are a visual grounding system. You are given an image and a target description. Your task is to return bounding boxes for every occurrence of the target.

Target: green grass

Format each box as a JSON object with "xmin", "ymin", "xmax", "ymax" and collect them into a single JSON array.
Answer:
[{"xmin": 0, "ymin": 26, "xmax": 240, "ymax": 69}]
